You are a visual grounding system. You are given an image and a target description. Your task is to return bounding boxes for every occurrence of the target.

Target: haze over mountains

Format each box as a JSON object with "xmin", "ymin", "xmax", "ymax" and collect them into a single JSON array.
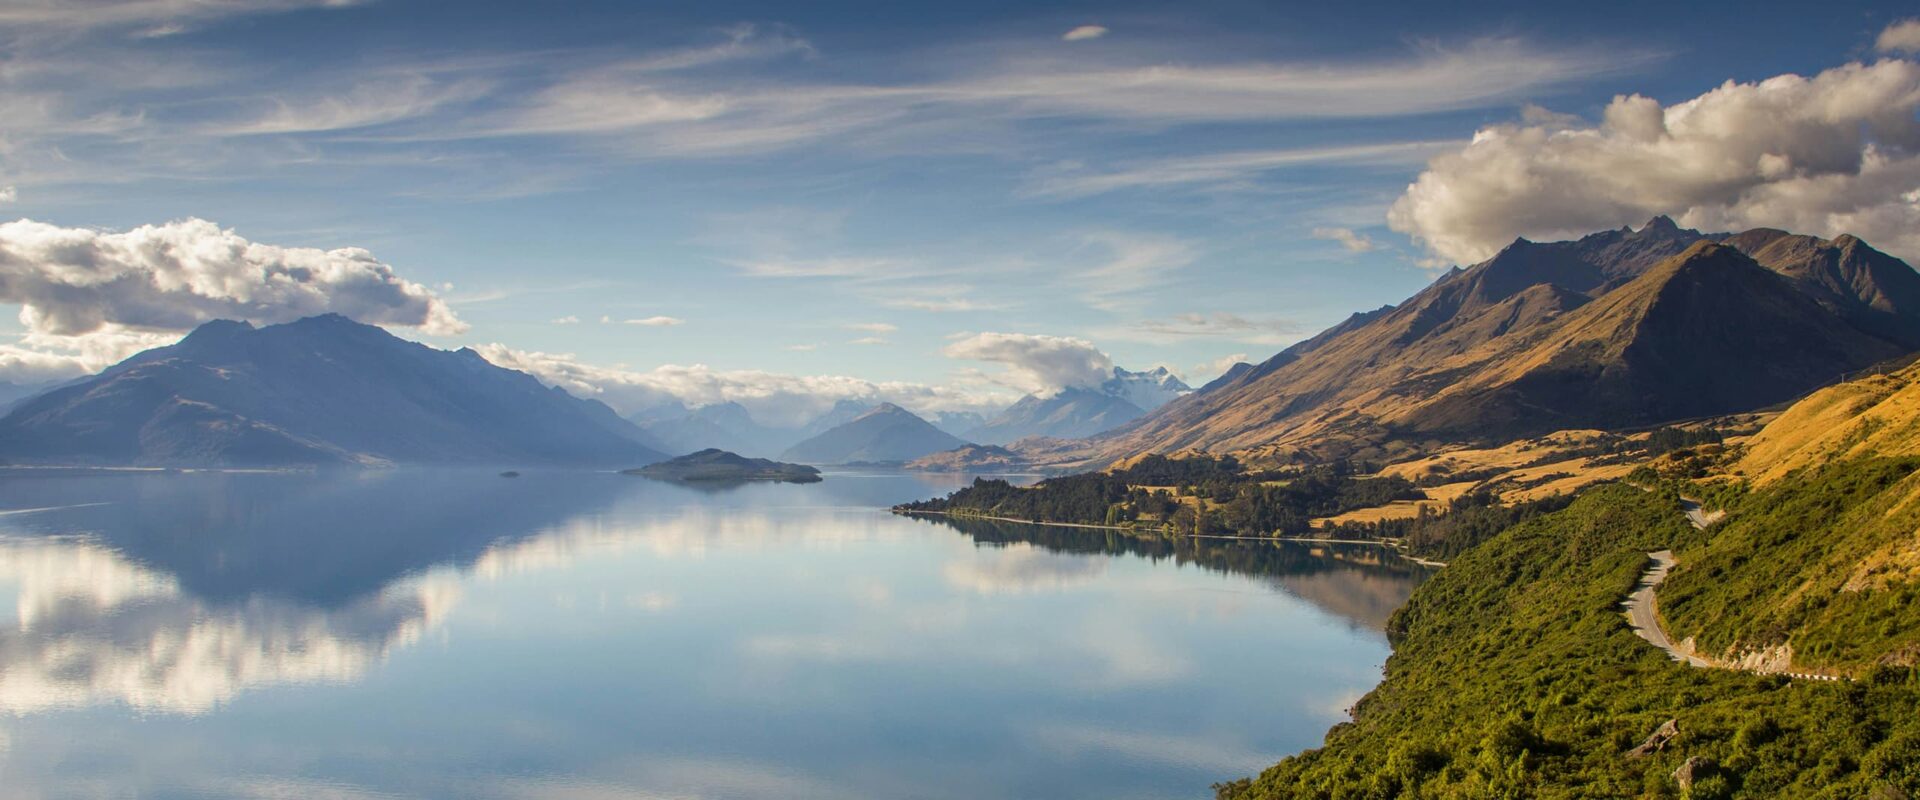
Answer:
[
  {"xmin": 965, "ymin": 367, "xmax": 1192, "ymax": 445},
  {"xmin": 781, "ymin": 403, "xmax": 966, "ymax": 465},
  {"xmin": 1081, "ymin": 219, "xmax": 1920, "ymax": 465},
  {"xmin": 1, "ymin": 220, "xmax": 1914, "ymax": 473},
  {"xmin": 0, "ymin": 315, "xmax": 666, "ymax": 467}
]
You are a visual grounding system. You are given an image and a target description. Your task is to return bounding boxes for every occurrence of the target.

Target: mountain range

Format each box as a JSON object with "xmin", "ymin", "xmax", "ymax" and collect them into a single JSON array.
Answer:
[
  {"xmin": 965, "ymin": 366, "xmax": 1191, "ymax": 444},
  {"xmin": 0, "ymin": 315, "xmax": 666, "ymax": 467},
  {"xmin": 631, "ymin": 398, "xmax": 874, "ymax": 459},
  {"xmin": 1081, "ymin": 218, "xmax": 1920, "ymax": 465},
  {"xmin": 781, "ymin": 403, "xmax": 966, "ymax": 465}
]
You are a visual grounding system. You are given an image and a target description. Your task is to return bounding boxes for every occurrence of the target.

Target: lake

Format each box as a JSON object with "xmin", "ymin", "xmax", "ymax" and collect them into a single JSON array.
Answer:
[{"xmin": 0, "ymin": 469, "xmax": 1430, "ymax": 799}]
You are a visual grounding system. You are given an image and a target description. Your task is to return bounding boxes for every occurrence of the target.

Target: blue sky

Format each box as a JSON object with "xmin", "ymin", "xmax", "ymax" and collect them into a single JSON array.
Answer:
[{"xmin": 2, "ymin": 0, "xmax": 1919, "ymax": 419}]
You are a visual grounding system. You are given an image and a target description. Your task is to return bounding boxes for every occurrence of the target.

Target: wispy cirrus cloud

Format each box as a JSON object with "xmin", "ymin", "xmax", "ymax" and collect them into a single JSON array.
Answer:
[
  {"xmin": 1103, "ymin": 312, "xmax": 1303, "ymax": 346},
  {"xmin": 1075, "ymin": 231, "xmax": 1197, "ymax": 312},
  {"xmin": 472, "ymin": 37, "xmax": 1652, "ymax": 158},
  {"xmin": 1026, "ymin": 140, "xmax": 1454, "ymax": 198},
  {"xmin": 0, "ymin": 0, "xmax": 364, "ymax": 35},
  {"xmin": 1061, "ymin": 25, "xmax": 1109, "ymax": 42},
  {"xmin": 1311, "ymin": 226, "xmax": 1377, "ymax": 253}
]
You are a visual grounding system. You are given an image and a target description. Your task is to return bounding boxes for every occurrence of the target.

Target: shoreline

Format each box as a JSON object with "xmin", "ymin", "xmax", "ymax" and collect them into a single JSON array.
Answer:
[{"xmin": 896, "ymin": 509, "xmax": 1448, "ymax": 566}]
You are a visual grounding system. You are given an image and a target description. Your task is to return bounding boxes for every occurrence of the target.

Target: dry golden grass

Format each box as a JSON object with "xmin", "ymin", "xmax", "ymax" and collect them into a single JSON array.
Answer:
[{"xmin": 1738, "ymin": 363, "xmax": 1920, "ymax": 484}]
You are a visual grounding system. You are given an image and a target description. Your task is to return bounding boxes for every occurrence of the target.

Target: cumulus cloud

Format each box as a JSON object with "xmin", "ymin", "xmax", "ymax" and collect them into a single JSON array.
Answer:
[
  {"xmin": 0, "ymin": 326, "xmax": 176, "ymax": 384},
  {"xmin": 1062, "ymin": 25, "xmax": 1108, "ymax": 42},
  {"xmin": 1878, "ymin": 19, "xmax": 1920, "ymax": 54},
  {"xmin": 843, "ymin": 322, "xmax": 897, "ymax": 334},
  {"xmin": 0, "ymin": 217, "xmax": 462, "ymax": 336},
  {"xmin": 942, "ymin": 332, "xmax": 1114, "ymax": 394},
  {"xmin": 848, "ymin": 336, "xmax": 889, "ymax": 346},
  {"xmin": 1388, "ymin": 59, "xmax": 1920, "ymax": 265},
  {"xmin": 551, "ymin": 315, "xmax": 580, "ymax": 325},
  {"xmin": 473, "ymin": 345, "xmax": 1012, "ymax": 426},
  {"xmin": 1311, "ymin": 226, "xmax": 1377, "ymax": 252},
  {"xmin": 0, "ymin": 218, "xmax": 460, "ymax": 383}
]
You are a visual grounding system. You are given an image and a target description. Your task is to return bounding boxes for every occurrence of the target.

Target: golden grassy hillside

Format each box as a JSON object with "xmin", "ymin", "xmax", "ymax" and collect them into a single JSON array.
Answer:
[{"xmin": 1737, "ymin": 361, "xmax": 1920, "ymax": 483}]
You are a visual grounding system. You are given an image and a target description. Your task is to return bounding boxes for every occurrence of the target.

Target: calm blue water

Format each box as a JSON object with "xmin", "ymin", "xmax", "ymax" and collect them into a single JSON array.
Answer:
[{"xmin": 0, "ymin": 469, "xmax": 1427, "ymax": 799}]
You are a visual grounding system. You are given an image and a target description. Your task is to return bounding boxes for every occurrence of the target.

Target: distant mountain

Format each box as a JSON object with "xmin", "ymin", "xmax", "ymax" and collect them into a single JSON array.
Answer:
[
  {"xmin": 967, "ymin": 386, "xmax": 1147, "ymax": 445},
  {"xmin": 0, "ymin": 314, "xmax": 667, "ymax": 467},
  {"xmin": 800, "ymin": 399, "xmax": 873, "ymax": 437},
  {"xmin": 0, "ymin": 380, "xmax": 58, "ymax": 415},
  {"xmin": 1090, "ymin": 220, "xmax": 1920, "ymax": 464},
  {"xmin": 636, "ymin": 401, "xmax": 793, "ymax": 458},
  {"xmin": 632, "ymin": 399, "xmax": 877, "ymax": 458},
  {"xmin": 964, "ymin": 366, "xmax": 1190, "ymax": 445},
  {"xmin": 626, "ymin": 448, "xmax": 821, "ymax": 483},
  {"xmin": 1102, "ymin": 366, "xmax": 1191, "ymax": 411},
  {"xmin": 781, "ymin": 403, "xmax": 966, "ymax": 465},
  {"xmin": 930, "ymin": 410, "xmax": 989, "ymax": 438},
  {"xmin": 1197, "ymin": 362, "xmax": 1253, "ymax": 394},
  {"xmin": 904, "ymin": 443, "xmax": 1031, "ymax": 471}
]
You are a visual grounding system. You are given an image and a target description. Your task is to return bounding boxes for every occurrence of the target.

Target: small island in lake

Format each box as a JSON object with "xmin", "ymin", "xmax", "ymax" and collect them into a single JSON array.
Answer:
[{"xmin": 625, "ymin": 448, "xmax": 823, "ymax": 483}]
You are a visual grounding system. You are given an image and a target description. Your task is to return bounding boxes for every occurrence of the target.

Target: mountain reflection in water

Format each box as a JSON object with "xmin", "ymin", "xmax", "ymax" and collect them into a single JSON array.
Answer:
[
  {"xmin": 902, "ymin": 515, "xmax": 1433, "ymax": 631},
  {"xmin": 0, "ymin": 469, "xmax": 1431, "ymax": 800}
]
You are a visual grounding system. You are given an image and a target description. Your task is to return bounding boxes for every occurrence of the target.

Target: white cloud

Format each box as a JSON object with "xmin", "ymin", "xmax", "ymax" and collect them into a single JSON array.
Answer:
[
  {"xmin": 551, "ymin": 315, "xmax": 580, "ymax": 325},
  {"xmin": 1311, "ymin": 226, "xmax": 1377, "ymax": 252},
  {"xmin": 847, "ymin": 336, "xmax": 889, "ymax": 346},
  {"xmin": 0, "ymin": 217, "xmax": 462, "ymax": 337},
  {"xmin": 0, "ymin": 326, "xmax": 176, "ymax": 384},
  {"xmin": 942, "ymin": 332, "xmax": 1113, "ymax": 394},
  {"xmin": 1062, "ymin": 25, "xmax": 1108, "ymax": 42},
  {"xmin": 1389, "ymin": 58, "xmax": 1920, "ymax": 265},
  {"xmin": 843, "ymin": 322, "xmax": 897, "ymax": 334},
  {"xmin": 782, "ymin": 343, "xmax": 818, "ymax": 352},
  {"xmin": 623, "ymin": 316, "xmax": 684, "ymax": 327},
  {"xmin": 0, "ymin": 217, "xmax": 461, "ymax": 383},
  {"xmin": 474, "ymin": 345, "xmax": 1013, "ymax": 426},
  {"xmin": 0, "ymin": 187, "xmax": 15, "ymax": 204},
  {"xmin": 1878, "ymin": 19, "xmax": 1920, "ymax": 54}
]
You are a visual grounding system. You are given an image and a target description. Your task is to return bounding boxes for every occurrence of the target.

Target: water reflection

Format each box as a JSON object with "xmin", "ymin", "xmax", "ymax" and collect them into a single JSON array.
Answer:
[
  {"xmin": 0, "ymin": 469, "xmax": 1430, "ymax": 799},
  {"xmin": 905, "ymin": 515, "xmax": 1433, "ymax": 630}
]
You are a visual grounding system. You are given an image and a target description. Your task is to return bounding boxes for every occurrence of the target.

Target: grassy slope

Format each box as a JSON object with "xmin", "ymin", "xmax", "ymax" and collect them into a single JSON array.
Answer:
[{"xmin": 1218, "ymin": 481, "xmax": 1920, "ymax": 799}]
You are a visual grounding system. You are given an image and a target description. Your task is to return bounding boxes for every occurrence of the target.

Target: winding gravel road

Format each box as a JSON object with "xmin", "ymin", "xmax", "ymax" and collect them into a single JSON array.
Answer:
[
  {"xmin": 1622, "ymin": 549, "xmax": 1715, "ymax": 668},
  {"xmin": 1620, "ymin": 498, "xmax": 1839, "ymax": 680}
]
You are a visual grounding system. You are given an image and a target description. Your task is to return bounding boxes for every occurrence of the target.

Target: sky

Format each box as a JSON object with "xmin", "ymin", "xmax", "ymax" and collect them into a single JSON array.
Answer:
[{"xmin": 2, "ymin": 0, "xmax": 1919, "ymax": 423}]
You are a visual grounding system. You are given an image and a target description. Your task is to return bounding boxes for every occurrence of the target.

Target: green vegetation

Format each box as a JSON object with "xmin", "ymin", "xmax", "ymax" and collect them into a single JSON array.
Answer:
[
  {"xmin": 1662, "ymin": 458, "xmax": 1920, "ymax": 672},
  {"xmin": 1217, "ymin": 470, "xmax": 1920, "ymax": 799},
  {"xmin": 894, "ymin": 455, "xmax": 1421, "ymax": 536},
  {"xmin": 1325, "ymin": 491, "xmax": 1577, "ymax": 561}
]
